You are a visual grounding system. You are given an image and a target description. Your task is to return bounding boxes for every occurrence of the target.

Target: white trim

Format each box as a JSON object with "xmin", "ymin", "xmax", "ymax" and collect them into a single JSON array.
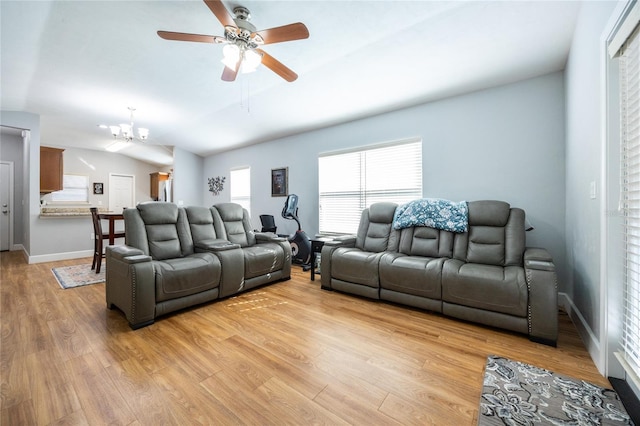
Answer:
[
  {"xmin": 559, "ymin": 292, "xmax": 603, "ymax": 370},
  {"xmin": 27, "ymin": 249, "xmax": 93, "ymax": 264},
  {"xmin": 608, "ymin": 0, "xmax": 640, "ymax": 58}
]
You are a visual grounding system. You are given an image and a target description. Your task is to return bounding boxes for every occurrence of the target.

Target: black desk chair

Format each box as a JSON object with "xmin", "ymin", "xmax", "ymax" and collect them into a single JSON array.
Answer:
[{"xmin": 259, "ymin": 215, "xmax": 277, "ymax": 233}]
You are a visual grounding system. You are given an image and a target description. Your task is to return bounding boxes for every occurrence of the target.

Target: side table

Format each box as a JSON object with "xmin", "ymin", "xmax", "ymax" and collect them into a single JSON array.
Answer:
[{"xmin": 310, "ymin": 237, "xmax": 332, "ymax": 281}]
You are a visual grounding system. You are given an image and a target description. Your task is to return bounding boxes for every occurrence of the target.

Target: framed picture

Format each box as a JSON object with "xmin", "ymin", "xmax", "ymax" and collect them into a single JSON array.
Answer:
[
  {"xmin": 93, "ymin": 182, "xmax": 103, "ymax": 195},
  {"xmin": 271, "ymin": 167, "xmax": 288, "ymax": 197}
]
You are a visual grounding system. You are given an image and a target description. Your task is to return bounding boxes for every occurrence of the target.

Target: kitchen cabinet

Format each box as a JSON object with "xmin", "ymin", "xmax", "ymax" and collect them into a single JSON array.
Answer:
[
  {"xmin": 150, "ymin": 172, "xmax": 171, "ymax": 201},
  {"xmin": 40, "ymin": 146, "xmax": 64, "ymax": 193}
]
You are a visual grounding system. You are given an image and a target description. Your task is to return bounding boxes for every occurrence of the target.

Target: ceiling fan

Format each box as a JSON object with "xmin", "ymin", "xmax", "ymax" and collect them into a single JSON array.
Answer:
[{"xmin": 158, "ymin": 0, "xmax": 309, "ymax": 82}]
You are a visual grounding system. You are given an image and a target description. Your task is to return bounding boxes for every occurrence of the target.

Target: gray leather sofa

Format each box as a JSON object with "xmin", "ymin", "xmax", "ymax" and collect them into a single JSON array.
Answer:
[
  {"xmin": 320, "ymin": 200, "xmax": 558, "ymax": 345},
  {"xmin": 106, "ymin": 202, "xmax": 291, "ymax": 329}
]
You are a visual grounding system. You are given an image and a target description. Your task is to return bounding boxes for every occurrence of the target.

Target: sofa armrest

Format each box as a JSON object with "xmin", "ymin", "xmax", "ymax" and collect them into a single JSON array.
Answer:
[
  {"xmin": 195, "ymin": 239, "xmax": 241, "ymax": 252},
  {"xmin": 255, "ymin": 232, "xmax": 287, "ymax": 243},
  {"xmin": 524, "ymin": 247, "xmax": 558, "ymax": 346},
  {"xmin": 105, "ymin": 245, "xmax": 155, "ymax": 329},
  {"xmin": 324, "ymin": 235, "xmax": 356, "ymax": 248},
  {"xmin": 320, "ymin": 236, "xmax": 356, "ymax": 290}
]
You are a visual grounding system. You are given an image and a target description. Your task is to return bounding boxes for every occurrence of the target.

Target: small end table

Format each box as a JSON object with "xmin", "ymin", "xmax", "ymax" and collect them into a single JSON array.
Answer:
[{"xmin": 310, "ymin": 237, "xmax": 332, "ymax": 281}]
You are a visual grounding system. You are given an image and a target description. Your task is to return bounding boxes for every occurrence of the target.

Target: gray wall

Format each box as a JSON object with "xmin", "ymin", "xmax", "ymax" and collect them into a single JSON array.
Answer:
[
  {"xmin": 204, "ymin": 72, "xmax": 568, "ymax": 284},
  {"xmin": 173, "ymin": 146, "xmax": 204, "ymax": 207},
  {"xmin": 564, "ymin": 0, "xmax": 618, "ymax": 360}
]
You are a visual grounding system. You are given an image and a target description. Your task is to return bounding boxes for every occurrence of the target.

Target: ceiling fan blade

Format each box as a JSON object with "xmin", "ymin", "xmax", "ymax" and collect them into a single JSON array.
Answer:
[
  {"xmin": 157, "ymin": 30, "xmax": 226, "ymax": 44},
  {"xmin": 255, "ymin": 23, "xmax": 309, "ymax": 45},
  {"xmin": 204, "ymin": 0, "xmax": 236, "ymax": 28},
  {"xmin": 257, "ymin": 49, "xmax": 298, "ymax": 82},
  {"xmin": 221, "ymin": 64, "xmax": 239, "ymax": 82}
]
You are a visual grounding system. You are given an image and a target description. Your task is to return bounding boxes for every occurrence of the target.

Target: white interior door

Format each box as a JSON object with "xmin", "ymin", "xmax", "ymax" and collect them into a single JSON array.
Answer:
[
  {"xmin": 0, "ymin": 162, "xmax": 14, "ymax": 251},
  {"xmin": 109, "ymin": 174, "xmax": 135, "ymax": 212}
]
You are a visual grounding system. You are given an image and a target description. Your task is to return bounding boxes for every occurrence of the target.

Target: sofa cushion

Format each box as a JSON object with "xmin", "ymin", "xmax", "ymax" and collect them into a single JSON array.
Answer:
[
  {"xmin": 146, "ymin": 224, "xmax": 183, "ymax": 260},
  {"xmin": 242, "ymin": 243, "xmax": 285, "ymax": 279},
  {"xmin": 356, "ymin": 202, "xmax": 398, "ymax": 252},
  {"xmin": 379, "ymin": 253, "xmax": 444, "ymax": 299},
  {"xmin": 398, "ymin": 226, "xmax": 454, "ymax": 258},
  {"xmin": 331, "ymin": 247, "xmax": 384, "ymax": 288},
  {"xmin": 441, "ymin": 259, "xmax": 527, "ymax": 317},
  {"xmin": 153, "ymin": 252, "xmax": 221, "ymax": 302},
  {"xmin": 452, "ymin": 201, "xmax": 525, "ymax": 267},
  {"xmin": 185, "ymin": 206, "xmax": 218, "ymax": 243},
  {"xmin": 214, "ymin": 203, "xmax": 256, "ymax": 247}
]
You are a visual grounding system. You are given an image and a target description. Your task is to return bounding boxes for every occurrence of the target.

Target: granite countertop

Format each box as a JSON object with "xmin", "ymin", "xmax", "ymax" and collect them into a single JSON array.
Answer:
[{"xmin": 40, "ymin": 207, "xmax": 109, "ymax": 217}]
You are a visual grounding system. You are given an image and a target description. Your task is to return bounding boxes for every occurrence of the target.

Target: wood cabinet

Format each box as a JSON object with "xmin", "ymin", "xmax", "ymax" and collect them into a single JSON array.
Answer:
[
  {"xmin": 40, "ymin": 146, "xmax": 64, "ymax": 193},
  {"xmin": 150, "ymin": 172, "xmax": 170, "ymax": 201}
]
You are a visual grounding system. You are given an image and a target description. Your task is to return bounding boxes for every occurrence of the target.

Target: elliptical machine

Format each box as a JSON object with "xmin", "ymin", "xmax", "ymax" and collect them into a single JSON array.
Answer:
[{"xmin": 281, "ymin": 194, "xmax": 312, "ymax": 268}]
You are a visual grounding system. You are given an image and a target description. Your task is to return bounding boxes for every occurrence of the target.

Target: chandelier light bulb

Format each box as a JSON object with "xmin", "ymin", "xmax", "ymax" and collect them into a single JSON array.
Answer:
[
  {"xmin": 102, "ymin": 107, "xmax": 148, "ymax": 147},
  {"xmin": 138, "ymin": 128, "xmax": 149, "ymax": 140}
]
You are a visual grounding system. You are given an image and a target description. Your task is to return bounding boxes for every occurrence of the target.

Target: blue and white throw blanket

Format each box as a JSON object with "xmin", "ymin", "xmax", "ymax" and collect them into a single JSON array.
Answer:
[{"xmin": 392, "ymin": 198, "xmax": 468, "ymax": 233}]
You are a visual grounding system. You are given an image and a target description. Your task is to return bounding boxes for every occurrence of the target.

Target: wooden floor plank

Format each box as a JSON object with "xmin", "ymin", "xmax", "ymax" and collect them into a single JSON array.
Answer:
[{"xmin": 0, "ymin": 251, "xmax": 612, "ymax": 424}]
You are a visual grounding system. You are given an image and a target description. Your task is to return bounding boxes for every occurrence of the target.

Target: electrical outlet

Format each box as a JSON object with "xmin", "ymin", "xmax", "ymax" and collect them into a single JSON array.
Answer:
[
  {"xmin": 90, "ymin": 233, "xmax": 94, "ymax": 240},
  {"xmin": 590, "ymin": 181, "xmax": 597, "ymax": 199}
]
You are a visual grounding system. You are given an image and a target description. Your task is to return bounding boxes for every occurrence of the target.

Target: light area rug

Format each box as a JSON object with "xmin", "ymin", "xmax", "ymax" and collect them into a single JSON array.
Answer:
[
  {"xmin": 478, "ymin": 355, "xmax": 632, "ymax": 425},
  {"xmin": 52, "ymin": 264, "xmax": 105, "ymax": 289}
]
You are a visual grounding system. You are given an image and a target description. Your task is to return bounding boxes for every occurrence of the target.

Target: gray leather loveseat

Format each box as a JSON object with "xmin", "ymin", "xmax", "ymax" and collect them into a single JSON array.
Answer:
[
  {"xmin": 320, "ymin": 200, "xmax": 558, "ymax": 345},
  {"xmin": 106, "ymin": 202, "xmax": 291, "ymax": 329}
]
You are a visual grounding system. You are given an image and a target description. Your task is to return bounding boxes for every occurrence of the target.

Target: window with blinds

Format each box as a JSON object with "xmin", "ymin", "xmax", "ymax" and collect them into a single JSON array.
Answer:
[
  {"xmin": 620, "ymin": 23, "xmax": 640, "ymax": 384},
  {"xmin": 318, "ymin": 138, "xmax": 422, "ymax": 235},
  {"xmin": 230, "ymin": 167, "xmax": 251, "ymax": 214},
  {"xmin": 51, "ymin": 174, "xmax": 89, "ymax": 202}
]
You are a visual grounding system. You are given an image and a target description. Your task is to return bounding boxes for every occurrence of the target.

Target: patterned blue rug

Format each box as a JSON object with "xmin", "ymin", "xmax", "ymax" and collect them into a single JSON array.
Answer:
[
  {"xmin": 52, "ymin": 264, "xmax": 105, "ymax": 289},
  {"xmin": 479, "ymin": 355, "xmax": 632, "ymax": 425}
]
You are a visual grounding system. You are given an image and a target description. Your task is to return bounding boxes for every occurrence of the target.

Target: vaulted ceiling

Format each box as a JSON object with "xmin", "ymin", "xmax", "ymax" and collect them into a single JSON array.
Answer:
[{"xmin": 1, "ymin": 1, "xmax": 580, "ymax": 166}]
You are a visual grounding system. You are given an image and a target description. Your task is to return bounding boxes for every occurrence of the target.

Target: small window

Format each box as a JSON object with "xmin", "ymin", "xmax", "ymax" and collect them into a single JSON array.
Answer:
[
  {"xmin": 51, "ymin": 174, "xmax": 89, "ymax": 203},
  {"xmin": 230, "ymin": 167, "xmax": 251, "ymax": 215}
]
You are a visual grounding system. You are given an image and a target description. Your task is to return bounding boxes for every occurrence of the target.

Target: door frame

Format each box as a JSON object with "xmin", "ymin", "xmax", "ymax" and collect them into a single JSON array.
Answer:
[{"xmin": 0, "ymin": 161, "xmax": 15, "ymax": 251}]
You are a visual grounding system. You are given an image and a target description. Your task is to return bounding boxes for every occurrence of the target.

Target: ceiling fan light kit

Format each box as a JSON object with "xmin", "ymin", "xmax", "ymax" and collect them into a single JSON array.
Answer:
[{"xmin": 157, "ymin": 0, "xmax": 309, "ymax": 82}]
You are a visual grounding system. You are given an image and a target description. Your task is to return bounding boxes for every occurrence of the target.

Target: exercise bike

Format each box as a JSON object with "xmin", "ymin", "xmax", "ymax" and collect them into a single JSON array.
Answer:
[{"xmin": 282, "ymin": 194, "xmax": 312, "ymax": 269}]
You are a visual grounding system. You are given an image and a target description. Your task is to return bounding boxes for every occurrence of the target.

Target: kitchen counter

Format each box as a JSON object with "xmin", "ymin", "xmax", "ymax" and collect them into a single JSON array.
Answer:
[{"xmin": 40, "ymin": 207, "xmax": 109, "ymax": 217}]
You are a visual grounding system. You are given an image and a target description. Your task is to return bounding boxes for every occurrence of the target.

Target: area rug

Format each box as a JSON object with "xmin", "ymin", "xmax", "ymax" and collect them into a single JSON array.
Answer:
[
  {"xmin": 52, "ymin": 264, "xmax": 105, "ymax": 289},
  {"xmin": 478, "ymin": 355, "xmax": 632, "ymax": 425}
]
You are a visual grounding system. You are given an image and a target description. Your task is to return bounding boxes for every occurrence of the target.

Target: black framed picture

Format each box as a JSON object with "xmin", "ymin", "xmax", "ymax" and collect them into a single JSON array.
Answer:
[
  {"xmin": 271, "ymin": 167, "xmax": 288, "ymax": 197},
  {"xmin": 93, "ymin": 182, "xmax": 103, "ymax": 195}
]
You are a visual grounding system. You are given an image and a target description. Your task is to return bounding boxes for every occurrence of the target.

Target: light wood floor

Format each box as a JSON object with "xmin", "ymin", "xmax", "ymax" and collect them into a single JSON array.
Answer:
[{"xmin": 1, "ymin": 250, "xmax": 609, "ymax": 425}]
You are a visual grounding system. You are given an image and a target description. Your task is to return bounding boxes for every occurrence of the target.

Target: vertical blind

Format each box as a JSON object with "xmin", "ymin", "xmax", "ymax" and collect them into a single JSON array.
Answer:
[
  {"xmin": 620, "ymin": 23, "xmax": 640, "ymax": 384},
  {"xmin": 230, "ymin": 167, "xmax": 251, "ymax": 214},
  {"xmin": 318, "ymin": 138, "xmax": 422, "ymax": 235}
]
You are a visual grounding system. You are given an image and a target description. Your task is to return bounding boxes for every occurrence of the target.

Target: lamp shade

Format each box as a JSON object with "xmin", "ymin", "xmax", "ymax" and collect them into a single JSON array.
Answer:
[
  {"xmin": 222, "ymin": 44, "xmax": 240, "ymax": 70},
  {"xmin": 241, "ymin": 49, "xmax": 262, "ymax": 73}
]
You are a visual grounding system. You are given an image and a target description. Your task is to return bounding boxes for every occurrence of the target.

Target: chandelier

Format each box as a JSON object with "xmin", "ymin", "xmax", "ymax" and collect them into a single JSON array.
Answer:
[{"xmin": 101, "ymin": 107, "xmax": 149, "ymax": 143}]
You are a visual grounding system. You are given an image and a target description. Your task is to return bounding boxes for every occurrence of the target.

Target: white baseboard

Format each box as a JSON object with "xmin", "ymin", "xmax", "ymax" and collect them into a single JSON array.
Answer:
[
  {"xmin": 28, "ymin": 250, "xmax": 93, "ymax": 264},
  {"xmin": 11, "ymin": 244, "xmax": 24, "ymax": 251},
  {"xmin": 558, "ymin": 291, "xmax": 604, "ymax": 374}
]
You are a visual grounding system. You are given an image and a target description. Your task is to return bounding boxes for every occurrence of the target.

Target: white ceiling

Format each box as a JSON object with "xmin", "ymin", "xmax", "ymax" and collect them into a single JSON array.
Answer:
[{"xmin": 1, "ymin": 0, "xmax": 580, "ymax": 167}]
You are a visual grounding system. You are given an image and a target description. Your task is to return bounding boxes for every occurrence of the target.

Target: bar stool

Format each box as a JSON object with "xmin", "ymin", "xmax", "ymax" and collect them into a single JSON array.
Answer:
[{"xmin": 90, "ymin": 207, "xmax": 110, "ymax": 273}]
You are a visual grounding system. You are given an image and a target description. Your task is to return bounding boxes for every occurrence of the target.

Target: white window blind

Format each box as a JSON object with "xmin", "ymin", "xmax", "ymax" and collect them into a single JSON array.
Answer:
[
  {"xmin": 318, "ymin": 138, "xmax": 422, "ymax": 235},
  {"xmin": 230, "ymin": 167, "xmax": 251, "ymax": 214},
  {"xmin": 51, "ymin": 174, "xmax": 88, "ymax": 202},
  {"xmin": 620, "ymin": 24, "xmax": 640, "ymax": 385}
]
